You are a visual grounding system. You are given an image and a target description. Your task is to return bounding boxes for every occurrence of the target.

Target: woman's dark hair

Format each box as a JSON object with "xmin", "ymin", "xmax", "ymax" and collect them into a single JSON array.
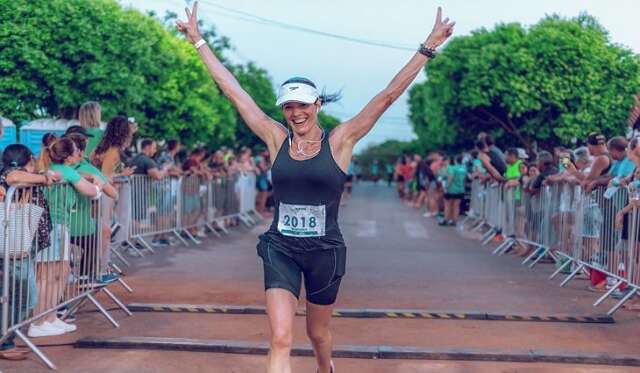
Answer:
[
  {"xmin": 42, "ymin": 133, "xmax": 58, "ymax": 147},
  {"xmin": 475, "ymin": 138, "xmax": 488, "ymax": 151},
  {"xmin": 455, "ymin": 154, "xmax": 464, "ymax": 164},
  {"xmin": 281, "ymin": 77, "xmax": 342, "ymax": 105},
  {"xmin": 64, "ymin": 133, "xmax": 87, "ymax": 152},
  {"xmin": 94, "ymin": 115, "xmax": 131, "ymax": 155},
  {"xmin": 2, "ymin": 144, "xmax": 33, "ymax": 170},
  {"xmin": 484, "ymin": 135, "xmax": 495, "ymax": 146},
  {"xmin": 167, "ymin": 139, "xmax": 180, "ymax": 152},
  {"xmin": 41, "ymin": 137, "xmax": 77, "ymax": 168}
]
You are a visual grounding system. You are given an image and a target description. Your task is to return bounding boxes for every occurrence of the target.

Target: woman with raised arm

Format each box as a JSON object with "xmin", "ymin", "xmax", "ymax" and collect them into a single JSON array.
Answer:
[{"xmin": 177, "ymin": 3, "xmax": 454, "ymax": 372}]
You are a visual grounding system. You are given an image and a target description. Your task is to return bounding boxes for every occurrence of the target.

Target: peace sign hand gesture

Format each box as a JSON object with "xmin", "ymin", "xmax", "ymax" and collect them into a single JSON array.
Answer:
[
  {"xmin": 176, "ymin": 1, "xmax": 202, "ymax": 44},
  {"xmin": 424, "ymin": 7, "xmax": 455, "ymax": 49}
]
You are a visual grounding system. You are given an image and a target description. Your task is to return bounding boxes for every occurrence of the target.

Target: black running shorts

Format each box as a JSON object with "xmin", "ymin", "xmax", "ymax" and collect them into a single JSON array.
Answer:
[{"xmin": 257, "ymin": 236, "xmax": 346, "ymax": 305}]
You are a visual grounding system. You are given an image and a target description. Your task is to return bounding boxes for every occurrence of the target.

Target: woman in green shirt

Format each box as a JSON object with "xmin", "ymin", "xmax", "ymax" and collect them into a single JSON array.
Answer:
[{"xmin": 29, "ymin": 138, "xmax": 101, "ymax": 338}]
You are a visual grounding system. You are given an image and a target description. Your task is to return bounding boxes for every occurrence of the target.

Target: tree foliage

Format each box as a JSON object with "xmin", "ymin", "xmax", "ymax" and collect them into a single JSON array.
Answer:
[
  {"xmin": 409, "ymin": 14, "xmax": 640, "ymax": 152},
  {"xmin": 356, "ymin": 139, "xmax": 420, "ymax": 175},
  {"xmin": 0, "ymin": 0, "xmax": 339, "ymax": 149}
]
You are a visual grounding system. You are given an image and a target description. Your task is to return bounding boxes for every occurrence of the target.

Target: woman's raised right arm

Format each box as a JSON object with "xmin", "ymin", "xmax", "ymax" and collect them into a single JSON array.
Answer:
[{"xmin": 177, "ymin": 2, "xmax": 285, "ymax": 149}]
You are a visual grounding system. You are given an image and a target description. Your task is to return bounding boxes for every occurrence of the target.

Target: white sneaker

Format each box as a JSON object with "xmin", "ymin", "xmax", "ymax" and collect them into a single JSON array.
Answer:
[
  {"xmin": 28, "ymin": 322, "xmax": 66, "ymax": 338},
  {"xmin": 51, "ymin": 317, "xmax": 77, "ymax": 333},
  {"xmin": 196, "ymin": 229, "xmax": 207, "ymax": 238}
]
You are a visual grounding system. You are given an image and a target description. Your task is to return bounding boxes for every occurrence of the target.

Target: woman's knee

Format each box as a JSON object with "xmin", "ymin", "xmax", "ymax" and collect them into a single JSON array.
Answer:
[
  {"xmin": 270, "ymin": 326, "xmax": 293, "ymax": 350},
  {"xmin": 306, "ymin": 324, "xmax": 330, "ymax": 345}
]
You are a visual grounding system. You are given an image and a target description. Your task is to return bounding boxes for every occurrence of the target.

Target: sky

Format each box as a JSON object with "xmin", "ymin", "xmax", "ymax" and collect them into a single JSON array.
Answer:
[{"xmin": 123, "ymin": 0, "xmax": 640, "ymax": 153}]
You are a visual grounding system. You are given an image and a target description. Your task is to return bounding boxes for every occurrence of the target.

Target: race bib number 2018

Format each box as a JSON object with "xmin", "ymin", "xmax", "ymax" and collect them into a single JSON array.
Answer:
[{"xmin": 277, "ymin": 203, "xmax": 326, "ymax": 237}]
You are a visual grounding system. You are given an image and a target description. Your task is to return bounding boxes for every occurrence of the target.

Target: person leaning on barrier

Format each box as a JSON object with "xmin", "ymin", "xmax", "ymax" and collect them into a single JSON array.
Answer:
[
  {"xmin": 130, "ymin": 139, "xmax": 170, "ymax": 180},
  {"xmin": 155, "ymin": 139, "xmax": 183, "ymax": 178},
  {"xmin": 565, "ymin": 133, "xmax": 612, "ymax": 193},
  {"xmin": 130, "ymin": 139, "xmax": 173, "ymax": 245},
  {"xmin": 64, "ymin": 131, "xmax": 119, "ymax": 284},
  {"xmin": 580, "ymin": 135, "xmax": 634, "ymax": 193},
  {"xmin": 503, "ymin": 148, "xmax": 523, "ymax": 188},
  {"xmin": 28, "ymin": 137, "xmax": 102, "ymax": 338},
  {"xmin": 475, "ymin": 138, "xmax": 506, "ymax": 183},
  {"xmin": 0, "ymin": 144, "xmax": 59, "ymax": 360},
  {"xmin": 563, "ymin": 147, "xmax": 593, "ymax": 183},
  {"xmin": 528, "ymin": 151, "xmax": 557, "ymax": 194}
]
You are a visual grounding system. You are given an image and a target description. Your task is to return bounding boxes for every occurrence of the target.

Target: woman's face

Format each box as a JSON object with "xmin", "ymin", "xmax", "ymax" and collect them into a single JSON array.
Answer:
[
  {"xmin": 25, "ymin": 158, "xmax": 35, "ymax": 173},
  {"xmin": 575, "ymin": 157, "xmax": 590, "ymax": 171},
  {"xmin": 519, "ymin": 163, "xmax": 528, "ymax": 175},
  {"xmin": 282, "ymin": 101, "xmax": 320, "ymax": 137},
  {"xmin": 67, "ymin": 147, "xmax": 83, "ymax": 165}
]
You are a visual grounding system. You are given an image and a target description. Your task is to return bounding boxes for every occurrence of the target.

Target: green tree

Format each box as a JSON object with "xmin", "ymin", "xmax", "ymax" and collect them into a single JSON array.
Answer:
[
  {"xmin": 409, "ymin": 14, "xmax": 640, "ymax": 152},
  {"xmin": 0, "ymin": 0, "xmax": 237, "ymax": 146}
]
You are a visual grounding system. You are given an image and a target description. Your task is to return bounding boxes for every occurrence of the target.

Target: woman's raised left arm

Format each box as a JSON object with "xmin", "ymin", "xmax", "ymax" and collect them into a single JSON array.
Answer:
[{"xmin": 332, "ymin": 8, "xmax": 455, "ymax": 151}]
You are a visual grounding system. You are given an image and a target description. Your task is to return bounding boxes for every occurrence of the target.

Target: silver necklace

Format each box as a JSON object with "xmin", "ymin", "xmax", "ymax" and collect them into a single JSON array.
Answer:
[{"xmin": 289, "ymin": 129, "xmax": 324, "ymax": 158}]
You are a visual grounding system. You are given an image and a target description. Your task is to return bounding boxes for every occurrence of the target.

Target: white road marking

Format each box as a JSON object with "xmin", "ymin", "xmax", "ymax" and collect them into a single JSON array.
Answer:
[
  {"xmin": 404, "ymin": 221, "xmax": 428, "ymax": 239},
  {"xmin": 356, "ymin": 220, "xmax": 377, "ymax": 237}
]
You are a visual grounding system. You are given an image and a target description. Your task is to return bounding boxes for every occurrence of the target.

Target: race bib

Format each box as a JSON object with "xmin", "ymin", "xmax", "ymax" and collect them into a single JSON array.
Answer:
[{"xmin": 277, "ymin": 203, "xmax": 326, "ymax": 237}]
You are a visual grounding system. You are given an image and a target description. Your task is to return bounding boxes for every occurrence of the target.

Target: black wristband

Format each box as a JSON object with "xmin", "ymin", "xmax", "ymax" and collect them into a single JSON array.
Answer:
[{"xmin": 418, "ymin": 44, "xmax": 437, "ymax": 58}]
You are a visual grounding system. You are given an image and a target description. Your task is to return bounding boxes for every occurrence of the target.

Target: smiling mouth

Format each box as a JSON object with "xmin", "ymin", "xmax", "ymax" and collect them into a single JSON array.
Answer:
[{"xmin": 292, "ymin": 118, "xmax": 307, "ymax": 125}]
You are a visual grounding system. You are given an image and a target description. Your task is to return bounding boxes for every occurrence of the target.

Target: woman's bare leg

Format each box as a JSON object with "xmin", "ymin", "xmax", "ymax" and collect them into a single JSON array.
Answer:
[
  {"xmin": 266, "ymin": 289, "xmax": 298, "ymax": 373},
  {"xmin": 306, "ymin": 301, "xmax": 335, "ymax": 373}
]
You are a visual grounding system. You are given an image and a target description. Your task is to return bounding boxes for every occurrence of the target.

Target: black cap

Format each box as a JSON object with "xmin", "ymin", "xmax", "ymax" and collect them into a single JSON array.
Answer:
[
  {"xmin": 65, "ymin": 125, "xmax": 94, "ymax": 137},
  {"xmin": 586, "ymin": 132, "xmax": 605, "ymax": 146}
]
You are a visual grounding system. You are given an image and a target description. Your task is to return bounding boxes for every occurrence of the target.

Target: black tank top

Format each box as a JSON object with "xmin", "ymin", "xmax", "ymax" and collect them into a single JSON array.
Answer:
[
  {"xmin": 487, "ymin": 148, "xmax": 507, "ymax": 176},
  {"xmin": 264, "ymin": 131, "xmax": 348, "ymax": 251},
  {"xmin": 599, "ymin": 153, "xmax": 613, "ymax": 176}
]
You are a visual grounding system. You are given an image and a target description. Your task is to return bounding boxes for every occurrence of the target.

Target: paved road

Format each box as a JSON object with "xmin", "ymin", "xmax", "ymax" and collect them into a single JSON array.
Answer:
[{"xmin": 4, "ymin": 182, "xmax": 640, "ymax": 372}]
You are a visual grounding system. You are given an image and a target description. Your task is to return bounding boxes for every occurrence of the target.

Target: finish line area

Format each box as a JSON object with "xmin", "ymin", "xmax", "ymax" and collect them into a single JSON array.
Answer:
[{"xmin": 4, "ymin": 183, "xmax": 640, "ymax": 372}]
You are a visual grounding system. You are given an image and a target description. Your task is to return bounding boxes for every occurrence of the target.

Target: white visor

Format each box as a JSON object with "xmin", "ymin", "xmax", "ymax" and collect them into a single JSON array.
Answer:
[{"xmin": 276, "ymin": 82, "xmax": 319, "ymax": 106}]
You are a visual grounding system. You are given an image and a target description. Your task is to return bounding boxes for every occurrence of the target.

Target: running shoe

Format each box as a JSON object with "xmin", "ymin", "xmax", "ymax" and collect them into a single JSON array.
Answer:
[
  {"xmin": 98, "ymin": 273, "xmax": 120, "ymax": 284},
  {"xmin": 50, "ymin": 318, "xmax": 77, "ymax": 333},
  {"xmin": 151, "ymin": 239, "xmax": 170, "ymax": 247},
  {"xmin": 28, "ymin": 322, "xmax": 65, "ymax": 338},
  {"xmin": 56, "ymin": 307, "xmax": 76, "ymax": 323}
]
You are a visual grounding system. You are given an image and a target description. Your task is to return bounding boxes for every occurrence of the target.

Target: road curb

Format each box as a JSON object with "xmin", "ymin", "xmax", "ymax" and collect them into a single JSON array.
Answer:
[{"xmin": 75, "ymin": 337, "xmax": 640, "ymax": 366}]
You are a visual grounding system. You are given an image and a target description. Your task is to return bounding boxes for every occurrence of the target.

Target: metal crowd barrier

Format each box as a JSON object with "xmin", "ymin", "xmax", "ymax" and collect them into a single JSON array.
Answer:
[
  {"xmin": 0, "ymin": 183, "xmax": 131, "ymax": 369},
  {"xmin": 462, "ymin": 179, "xmax": 640, "ymax": 315},
  {"xmin": 113, "ymin": 173, "xmax": 262, "ymax": 258},
  {"xmin": 1, "ymin": 173, "xmax": 261, "ymax": 370}
]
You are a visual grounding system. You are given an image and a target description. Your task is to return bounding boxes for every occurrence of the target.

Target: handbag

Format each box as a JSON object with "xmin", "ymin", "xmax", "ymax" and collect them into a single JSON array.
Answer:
[{"xmin": 0, "ymin": 201, "xmax": 45, "ymax": 257}]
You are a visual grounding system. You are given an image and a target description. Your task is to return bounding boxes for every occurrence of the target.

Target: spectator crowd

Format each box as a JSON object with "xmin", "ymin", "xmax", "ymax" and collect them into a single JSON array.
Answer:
[
  {"xmin": 389, "ymin": 98, "xmax": 640, "ymax": 314},
  {"xmin": 0, "ymin": 101, "xmax": 272, "ymax": 361}
]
